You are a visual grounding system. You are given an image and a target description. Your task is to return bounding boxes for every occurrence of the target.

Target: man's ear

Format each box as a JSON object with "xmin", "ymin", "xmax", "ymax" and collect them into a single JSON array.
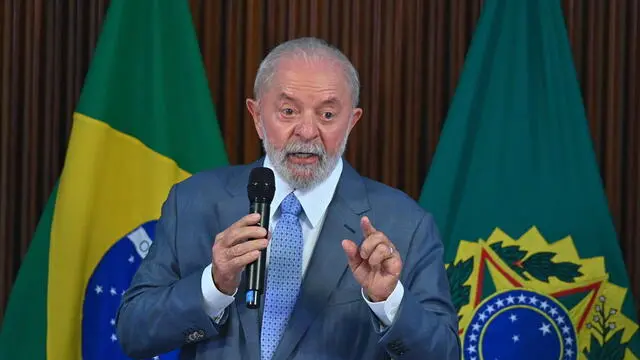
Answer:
[
  {"xmin": 246, "ymin": 98, "xmax": 263, "ymax": 139},
  {"xmin": 348, "ymin": 107, "xmax": 363, "ymax": 133}
]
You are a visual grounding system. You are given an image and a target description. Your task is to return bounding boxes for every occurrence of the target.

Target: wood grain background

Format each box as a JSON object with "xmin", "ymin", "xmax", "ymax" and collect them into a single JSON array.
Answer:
[{"xmin": 1, "ymin": 0, "xmax": 638, "ymax": 323}]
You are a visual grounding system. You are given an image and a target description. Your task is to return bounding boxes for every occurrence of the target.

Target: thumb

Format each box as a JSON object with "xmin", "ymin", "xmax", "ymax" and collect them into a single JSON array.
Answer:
[{"xmin": 342, "ymin": 239, "xmax": 362, "ymax": 269}]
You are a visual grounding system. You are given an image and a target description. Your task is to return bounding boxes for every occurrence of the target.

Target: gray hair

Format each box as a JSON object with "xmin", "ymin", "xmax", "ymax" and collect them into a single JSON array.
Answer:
[{"xmin": 253, "ymin": 37, "xmax": 360, "ymax": 107}]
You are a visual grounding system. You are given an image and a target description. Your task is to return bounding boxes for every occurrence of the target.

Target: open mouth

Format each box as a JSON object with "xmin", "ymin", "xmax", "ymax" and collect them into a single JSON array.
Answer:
[
  {"xmin": 289, "ymin": 152, "xmax": 317, "ymax": 158},
  {"xmin": 287, "ymin": 152, "xmax": 320, "ymax": 164}
]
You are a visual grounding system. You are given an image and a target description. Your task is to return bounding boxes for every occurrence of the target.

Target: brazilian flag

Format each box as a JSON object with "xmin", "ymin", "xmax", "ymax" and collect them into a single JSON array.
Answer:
[
  {"xmin": 0, "ymin": 1, "xmax": 227, "ymax": 359},
  {"xmin": 418, "ymin": 0, "xmax": 640, "ymax": 359}
]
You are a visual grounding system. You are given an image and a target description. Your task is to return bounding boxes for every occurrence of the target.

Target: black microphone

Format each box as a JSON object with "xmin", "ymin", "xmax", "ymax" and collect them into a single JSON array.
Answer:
[{"xmin": 245, "ymin": 167, "xmax": 275, "ymax": 309}]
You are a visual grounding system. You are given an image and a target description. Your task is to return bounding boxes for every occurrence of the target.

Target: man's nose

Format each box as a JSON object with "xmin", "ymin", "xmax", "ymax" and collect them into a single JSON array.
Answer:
[{"xmin": 294, "ymin": 115, "xmax": 319, "ymax": 140}]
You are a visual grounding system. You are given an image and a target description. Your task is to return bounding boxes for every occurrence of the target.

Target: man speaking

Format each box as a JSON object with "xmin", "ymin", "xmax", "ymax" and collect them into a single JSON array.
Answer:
[{"xmin": 115, "ymin": 37, "xmax": 460, "ymax": 360}]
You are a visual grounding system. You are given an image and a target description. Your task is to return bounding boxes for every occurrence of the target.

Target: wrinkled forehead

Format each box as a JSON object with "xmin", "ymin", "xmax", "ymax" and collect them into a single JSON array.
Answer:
[{"xmin": 265, "ymin": 56, "xmax": 353, "ymax": 103}]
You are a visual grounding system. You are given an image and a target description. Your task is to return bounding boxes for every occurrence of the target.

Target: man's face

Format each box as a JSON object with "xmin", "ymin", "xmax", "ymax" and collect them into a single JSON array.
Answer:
[{"xmin": 246, "ymin": 56, "xmax": 363, "ymax": 189}]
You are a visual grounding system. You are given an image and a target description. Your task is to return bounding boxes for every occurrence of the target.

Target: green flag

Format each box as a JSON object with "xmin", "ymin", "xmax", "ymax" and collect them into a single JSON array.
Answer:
[
  {"xmin": 418, "ymin": 0, "xmax": 639, "ymax": 359},
  {"xmin": 0, "ymin": 1, "xmax": 227, "ymax": 359}
]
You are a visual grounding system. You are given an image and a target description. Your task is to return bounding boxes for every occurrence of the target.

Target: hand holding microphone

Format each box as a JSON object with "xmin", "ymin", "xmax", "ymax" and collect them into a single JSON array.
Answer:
[
  {"xmin": 210, "ymin": 167, "xmax": 275, "ymax": 307},
  {"xmin": 210, "ymin": 213, "xmax": 269, "ymax": 296}
]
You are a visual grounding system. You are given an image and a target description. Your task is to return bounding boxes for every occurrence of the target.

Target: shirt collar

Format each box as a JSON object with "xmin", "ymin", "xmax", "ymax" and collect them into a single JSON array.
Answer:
[{"xmin": 263, "ymin": 155, "xmax": 343, "ymax": 228}]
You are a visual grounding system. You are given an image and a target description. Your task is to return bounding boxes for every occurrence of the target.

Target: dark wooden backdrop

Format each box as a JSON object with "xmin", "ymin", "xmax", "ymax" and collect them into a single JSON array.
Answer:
[{"xmin": 1, "ymin": 0, "xmax": 639, "ymax": 323}]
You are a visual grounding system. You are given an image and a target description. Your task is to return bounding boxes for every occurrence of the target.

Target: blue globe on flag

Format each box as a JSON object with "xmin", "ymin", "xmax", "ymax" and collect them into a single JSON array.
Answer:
[
  {"xmin": 82, "ymin": 220, "xmax": 180, "ymax": 360},
  {"xmin": 462, "ymin": 289, "xmax": 578, "ymax": 360}
]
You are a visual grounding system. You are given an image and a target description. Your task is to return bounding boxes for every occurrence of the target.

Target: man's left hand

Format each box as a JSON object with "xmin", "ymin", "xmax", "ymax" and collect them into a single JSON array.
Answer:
[{"xmin": 342, "ymin": 216, "xmax": 402, "ymax": 302}]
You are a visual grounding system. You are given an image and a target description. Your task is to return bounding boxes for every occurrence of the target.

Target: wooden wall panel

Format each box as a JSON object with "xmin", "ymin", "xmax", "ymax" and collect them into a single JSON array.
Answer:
[{"xmin": 1, "ymin": 0, "xmax": 639, "ymax": 323}]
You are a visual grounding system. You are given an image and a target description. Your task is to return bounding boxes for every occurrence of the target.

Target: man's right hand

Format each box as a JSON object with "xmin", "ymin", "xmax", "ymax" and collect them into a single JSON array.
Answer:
[{"xmin": 211, "ymin": 213, "xmax": 269, "ymax": 295}]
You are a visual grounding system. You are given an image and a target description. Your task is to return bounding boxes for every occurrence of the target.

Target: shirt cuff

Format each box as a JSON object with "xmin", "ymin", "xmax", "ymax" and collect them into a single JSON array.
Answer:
[
  {"xmin": 362, "ymin": 281, "xmax": 405, "ymax": 327},
  {"xmin": 201, "ymin": 263, "xmax": 236, "ymax": 323}
]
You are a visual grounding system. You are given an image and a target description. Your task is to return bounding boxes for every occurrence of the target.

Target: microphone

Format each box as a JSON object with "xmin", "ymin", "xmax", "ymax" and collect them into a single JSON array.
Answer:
[{"xmin": 245, "ymin": 167, "xmax": 275, "ymax": 309}]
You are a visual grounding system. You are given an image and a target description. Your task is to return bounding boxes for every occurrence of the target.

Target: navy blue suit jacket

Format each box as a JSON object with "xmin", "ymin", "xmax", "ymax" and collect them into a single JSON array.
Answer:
[{"xmin": 116, "ymin": 158, "xmax": 460, "ymax": 359}]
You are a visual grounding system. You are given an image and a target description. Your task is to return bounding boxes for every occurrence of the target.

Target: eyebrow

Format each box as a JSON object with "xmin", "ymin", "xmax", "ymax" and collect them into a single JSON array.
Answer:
[
  {"xmin": 319, "ymin": 96, "xmax": 341, "ymax": 106},
  {"xmin": 277, "ymin": 93, "xmax": 298, "ymax": 103},
  {"xmin": 276, "ymin": 93, "xmax": 342, "ymax": 107}
]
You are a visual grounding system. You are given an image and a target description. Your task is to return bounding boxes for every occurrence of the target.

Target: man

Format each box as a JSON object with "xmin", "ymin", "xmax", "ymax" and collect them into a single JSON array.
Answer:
[{"xmin": 116, "ymin": 37, "xmax": 460, "ymax": 360}]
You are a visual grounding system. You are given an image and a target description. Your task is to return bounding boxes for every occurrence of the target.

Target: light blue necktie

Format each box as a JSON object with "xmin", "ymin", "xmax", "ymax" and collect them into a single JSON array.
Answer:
[{"xmin": 260, "ymin": 192, "xmax": 304, "ymax": 360}]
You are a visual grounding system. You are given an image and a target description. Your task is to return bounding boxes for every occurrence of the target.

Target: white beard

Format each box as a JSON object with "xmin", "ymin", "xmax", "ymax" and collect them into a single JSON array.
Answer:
[{"xmin": 260, "ymin": 121, "xmax": 349, "ymax": 190}]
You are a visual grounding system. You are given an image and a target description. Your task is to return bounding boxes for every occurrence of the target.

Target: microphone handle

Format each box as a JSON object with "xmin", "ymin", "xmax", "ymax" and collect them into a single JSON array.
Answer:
[{"xmin": 245, "ymin": 201, "xmax": 270, "ymax": 309}]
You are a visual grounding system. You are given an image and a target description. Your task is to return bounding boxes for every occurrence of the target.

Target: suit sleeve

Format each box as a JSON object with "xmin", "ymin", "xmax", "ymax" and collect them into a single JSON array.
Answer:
[
  {"xmin": 115, "ymin": 184, "xmax": 226, "ymax": 359},
  {"xmin": 375, "ymin": 212, "xmax": 461, "ymax": 359}
]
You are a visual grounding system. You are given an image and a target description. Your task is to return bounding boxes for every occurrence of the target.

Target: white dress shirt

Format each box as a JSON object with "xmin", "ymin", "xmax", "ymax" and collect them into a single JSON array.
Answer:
[{"xmin": 200, "ymin": 156, "xmax": 404, "ymax": 327}]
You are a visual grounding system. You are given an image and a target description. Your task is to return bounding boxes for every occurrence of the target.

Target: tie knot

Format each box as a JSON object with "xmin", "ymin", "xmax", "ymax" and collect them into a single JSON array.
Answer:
[{"xmin": 280, "ymin": 192, "xmax": 302, "ymax": 216}]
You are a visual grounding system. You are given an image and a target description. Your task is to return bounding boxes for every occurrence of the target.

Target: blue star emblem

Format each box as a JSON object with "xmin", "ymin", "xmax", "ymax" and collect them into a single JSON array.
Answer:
[{"xmin": 462, "ymin": 289, "xmax": 578, "ymax": 360}]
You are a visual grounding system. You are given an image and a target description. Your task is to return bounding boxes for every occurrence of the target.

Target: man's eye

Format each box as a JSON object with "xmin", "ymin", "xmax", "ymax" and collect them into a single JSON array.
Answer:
[
  {"xmin": 323, "ymin": 112, "xmax": 334, "ymax": 119},
  {"xmin": 282, "ymin": 108, "xmax": 294, "ymax": 116}
]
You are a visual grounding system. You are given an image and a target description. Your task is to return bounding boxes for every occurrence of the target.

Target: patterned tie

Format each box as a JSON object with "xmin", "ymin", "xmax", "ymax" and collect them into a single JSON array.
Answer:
[{"xmin": 260, "ymin": 192, "xmax": 304, "ymax": 360}]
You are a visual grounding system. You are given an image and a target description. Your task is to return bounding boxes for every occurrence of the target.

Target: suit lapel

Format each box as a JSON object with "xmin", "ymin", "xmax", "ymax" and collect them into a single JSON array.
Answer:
[{"xmin": 272, "ymin": 161, "xmax": 370, "ymax": 360}]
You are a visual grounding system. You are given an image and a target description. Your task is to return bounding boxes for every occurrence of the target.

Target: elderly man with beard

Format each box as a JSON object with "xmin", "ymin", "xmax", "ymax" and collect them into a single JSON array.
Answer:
[{"xmin": 116, "ymin": 37, "xmax": 460, "ymax": 360}]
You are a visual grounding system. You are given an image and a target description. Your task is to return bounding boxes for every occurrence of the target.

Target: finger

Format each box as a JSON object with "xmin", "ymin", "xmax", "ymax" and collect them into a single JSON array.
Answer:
[
  {"xmin": 342, "ymin": 239, "xmax": 363, "ymax": 270},
  {"xmin": 360, "ymin": 216, "xmax": 377, "ymax": 237},
  {"xmin": 359, "ymin": 232, "xmax": 387, "ymax": 259},
  {"xmin": 381, "ymin": 255, "xmax": 402, "ymax": 277},
  {"xmin": 230, "ymin": 213, "xmax": 261, "ymax": 229},
  {"xmin": 368, "ymin": 243, "xmax": 394, "ymax": 267},
  {"xmin": 214, "ymin": 213, "xmax": 261, "ymax": 246},
  {"xmin": 226, "ymin": 238, "xmax": 269, "ymax": 259},
  {"xmin": 228, "ymin": 250, "xmax": 262, "ymax": 270},
  {"xmin": 221, "ymin": 226, "xmax": 268, "ymax": 247}
]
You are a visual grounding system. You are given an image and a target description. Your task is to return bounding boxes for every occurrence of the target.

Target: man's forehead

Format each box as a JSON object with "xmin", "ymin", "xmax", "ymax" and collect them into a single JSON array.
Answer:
[
  {"xmin": 278, "ymin": 55, "xmax": 341, "ymax": 70},
  {"xmin": 268, "ymin": 64, "xmax": 348, "ymax": 98},
  {"xmin": 275, "ymin": 56, "xmax": 346, "ymax": 80},
  {"xmin": 275, "ymin": 91, "xmax": 342, "ymax": 105}
]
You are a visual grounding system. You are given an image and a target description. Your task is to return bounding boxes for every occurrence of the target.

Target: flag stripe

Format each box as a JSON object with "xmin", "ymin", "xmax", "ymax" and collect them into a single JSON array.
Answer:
[
  {"xmin": 74, "ymin": 0, "xmax": 224, "ymax": 175},
  {"xmin": 47, "ymin": 113, "xmax": 190, "ymax": 359},
  {"xmin": 0, "ymin": 184, "xmax": 56, "ymax": 360}
]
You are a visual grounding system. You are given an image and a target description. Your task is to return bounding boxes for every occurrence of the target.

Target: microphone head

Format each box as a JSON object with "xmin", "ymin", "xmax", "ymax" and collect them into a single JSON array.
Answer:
[{"xmin": 247, "ymin": 167, "xmax": 276, "ymax": 203}]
